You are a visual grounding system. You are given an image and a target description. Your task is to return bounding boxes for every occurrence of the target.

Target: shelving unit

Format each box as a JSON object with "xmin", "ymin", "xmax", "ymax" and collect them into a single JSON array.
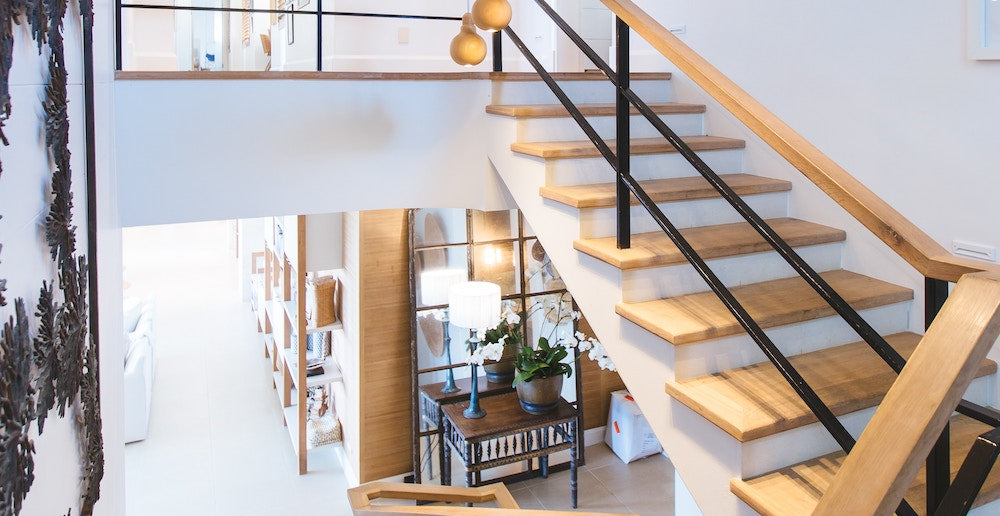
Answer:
[{"xmin": 248, "ymin": 213, "xmax": 344, "ymax": 474}]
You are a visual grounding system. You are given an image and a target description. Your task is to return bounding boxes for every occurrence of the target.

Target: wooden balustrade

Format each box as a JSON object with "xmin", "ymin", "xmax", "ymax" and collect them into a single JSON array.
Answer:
[
  {"xmin": 815, "ymin": 271, "xmax": 1000, "ymax": 514},
  {"xmin": 348, "ymin": 482, "xmax": 636, "ymax": 516}
]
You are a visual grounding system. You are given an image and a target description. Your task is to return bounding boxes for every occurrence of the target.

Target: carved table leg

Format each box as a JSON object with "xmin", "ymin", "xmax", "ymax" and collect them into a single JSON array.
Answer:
[
  {"xmin": 442, "ymin": 419, "xmax": 452, "ymax": 486},
  {"xmin": 436, "ymin": 407, "xmax": 446, "ymax": 485},
  {"xmin": 541, "ymin": 428, "xmax": 549, "ymax": 478},
  {"xmin": 570, "ymin": 419, "xmax": 578, "ymax": 509}
]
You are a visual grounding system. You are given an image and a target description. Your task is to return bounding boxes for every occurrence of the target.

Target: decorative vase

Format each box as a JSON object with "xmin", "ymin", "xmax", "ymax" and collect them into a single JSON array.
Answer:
[
  {"xmin": 482, "ymin": 344, "xmax": 516, "ymax": 383},
  {"xmin": 515, "ymin": 374, "xmax": 564, "ymax": 414}
]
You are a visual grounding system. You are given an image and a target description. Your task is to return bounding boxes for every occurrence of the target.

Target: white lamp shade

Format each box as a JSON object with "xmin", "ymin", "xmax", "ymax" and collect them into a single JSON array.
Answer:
[
  {"xmin": 448, "ymin": 281, "xmax": 501, "ymax": 330},
  {"xmin": 420, "ymin": 268, "xmax": 467, "ymax": 306}
]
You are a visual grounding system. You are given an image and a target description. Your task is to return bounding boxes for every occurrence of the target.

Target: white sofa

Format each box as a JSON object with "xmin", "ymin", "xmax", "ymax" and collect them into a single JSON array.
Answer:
[{"xmin": 123, "ymin": 297, "xmax": 155, "ymax": 443}]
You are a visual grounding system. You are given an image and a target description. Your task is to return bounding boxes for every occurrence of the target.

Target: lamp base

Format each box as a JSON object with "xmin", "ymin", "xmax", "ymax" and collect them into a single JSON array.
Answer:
[{"xmin": 463, "ymin": 406, "xmax": 486, "ymax": 419}]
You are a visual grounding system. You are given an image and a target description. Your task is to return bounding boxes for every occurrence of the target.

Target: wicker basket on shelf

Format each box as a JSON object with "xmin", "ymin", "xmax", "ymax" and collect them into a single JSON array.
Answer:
[{"xmin": 306, "ymin": 275, "xmax": 339, "ymax": 327}]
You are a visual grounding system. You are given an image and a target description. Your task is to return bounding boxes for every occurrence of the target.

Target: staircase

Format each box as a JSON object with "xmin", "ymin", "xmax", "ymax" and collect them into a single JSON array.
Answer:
[{"xmin": 483, "ymin": 72, "xmax": 1000, "ymax": 515}]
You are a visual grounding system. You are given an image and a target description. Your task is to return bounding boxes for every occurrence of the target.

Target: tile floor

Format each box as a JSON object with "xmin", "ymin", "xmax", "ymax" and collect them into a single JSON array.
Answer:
[{"xmin": 123, "ymin": 220, "xmax": 674, "ymax": 515}]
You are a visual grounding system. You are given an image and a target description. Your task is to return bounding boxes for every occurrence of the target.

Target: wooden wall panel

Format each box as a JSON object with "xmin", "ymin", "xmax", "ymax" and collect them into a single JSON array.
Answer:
[
  {"xmin": 358, "ymin": 209, "xmax": 413, "ymax": 482},
  {"xmin": 578, "ymin": 316, "xmax": 626, "ymax": 430}
]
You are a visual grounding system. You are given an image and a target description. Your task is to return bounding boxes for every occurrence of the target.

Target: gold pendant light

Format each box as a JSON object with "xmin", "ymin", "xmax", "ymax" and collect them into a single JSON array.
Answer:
[
  {"xmin": 450, "ymin": 13, "xmax": 487, "ymax": 66},
  {"xmin": 471, "ymin": 0, "xmax": 512, "ymax": 32}
]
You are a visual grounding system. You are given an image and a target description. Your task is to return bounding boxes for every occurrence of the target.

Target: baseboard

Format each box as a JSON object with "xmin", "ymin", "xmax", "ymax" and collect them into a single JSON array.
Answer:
[{"xmin": 584, "ymin": 425, "xmax": 607, "ymax": 447}]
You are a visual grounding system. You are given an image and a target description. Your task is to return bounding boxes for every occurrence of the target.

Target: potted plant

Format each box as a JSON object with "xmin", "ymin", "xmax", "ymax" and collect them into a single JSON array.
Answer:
[
  {"xmin": 480, "ymin": 303, "xmax": 521, "ymax": 383},
  {"xmin": 512, "ymin": 294, "xmax": 614, "ymax": 414}
]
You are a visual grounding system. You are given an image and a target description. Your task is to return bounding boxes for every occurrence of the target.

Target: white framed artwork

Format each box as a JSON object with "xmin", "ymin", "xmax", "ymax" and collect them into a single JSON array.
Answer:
[{"xmin": 967, "ymin": 0, "xmax": 1000, "ymax": 59}]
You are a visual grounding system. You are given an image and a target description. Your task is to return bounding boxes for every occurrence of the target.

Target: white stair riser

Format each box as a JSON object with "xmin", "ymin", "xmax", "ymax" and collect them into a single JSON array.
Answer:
[
  {"xmin": 970, "ymin": 497, "xmax": 1000, "ymax": 515},
  {"xmin": 740, "ymin": 375, "xmax": 993, "ymax": 478},
  {"xmin": 671, "ymin": 302, "xmax": 913, "ymax": 379},
  {"xmin": 544, "ymin": 149, "xmax": 744, "ymax": 186},
  {"xmin": 512, "ymin": 112, "xmax": 704, "ymax": 143},
  {"xmin": 576, "ymin": 192, "xmax": 789, "ymax": 239},
  {"xmin": 491, "ymin": 79, "xmax": 671, "ymax": 105},
  {"xmin": 620, "ymin": 242, "xmax": 844, "ymax": 303}
]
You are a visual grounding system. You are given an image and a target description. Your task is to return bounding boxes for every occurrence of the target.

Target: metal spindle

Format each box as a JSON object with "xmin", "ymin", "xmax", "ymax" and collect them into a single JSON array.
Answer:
[{"xmin": 615, "ymin": 16, "xmax": 630, "ymax": 250}]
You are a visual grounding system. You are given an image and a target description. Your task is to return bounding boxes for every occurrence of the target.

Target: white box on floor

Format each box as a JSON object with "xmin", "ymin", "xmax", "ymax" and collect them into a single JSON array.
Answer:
[{"xmin": 605, "ymin": 390, "xmax": 662, "ymax": 463}]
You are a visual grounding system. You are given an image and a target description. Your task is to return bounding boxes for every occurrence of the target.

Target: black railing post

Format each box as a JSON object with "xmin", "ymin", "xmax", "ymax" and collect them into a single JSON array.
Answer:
[
  {"xmin": 934, "ymin": 427, "xmax": 1000, "ymax": 515},
  {"xmin": 492, "ymin": 31, "xmax": 503, "ymax": 72},
  {"xmin": 115, "ymin": 0, "xmax": 123, "ymax": 70},
  {"xmin": 316, "ymin": 0, "xmax": 323, "ymax": 71},
  {"xmin": 925, "ymin": 277, "xmax": 951, "ymax": 514},
  {"xmin": 615, "ymin": 16, "xmax": 630, "ymax": 249}
]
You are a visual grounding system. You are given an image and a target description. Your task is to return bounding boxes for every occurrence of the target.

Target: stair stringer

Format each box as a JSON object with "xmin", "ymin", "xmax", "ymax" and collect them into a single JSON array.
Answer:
[{"xmin": 485, "ymin": 116, "xmax": 752, "ymax": 515}]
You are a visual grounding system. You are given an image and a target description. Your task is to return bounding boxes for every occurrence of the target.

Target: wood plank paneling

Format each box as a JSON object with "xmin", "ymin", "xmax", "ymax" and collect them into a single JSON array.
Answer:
[
  {"xmin": 577, "ymin": 317, "xmax": 625, "ymax": 430},
  {"xmin": 358, "ymin": 209, "xmax": 413, "ymax": 482}
]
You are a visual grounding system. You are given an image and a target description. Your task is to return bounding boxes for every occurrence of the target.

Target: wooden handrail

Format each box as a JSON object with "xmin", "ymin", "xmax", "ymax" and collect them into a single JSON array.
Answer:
[
  {"xmin": 814, "ymin": 271, "xmax": 1000, "ymax": 515},
  {"xmin": 348, "ymin": 482, "xmax": 635, "ymax": 516},
  {"xmin": 600, "ymin": 0, "xmax": 1000, "ymax": 283}
]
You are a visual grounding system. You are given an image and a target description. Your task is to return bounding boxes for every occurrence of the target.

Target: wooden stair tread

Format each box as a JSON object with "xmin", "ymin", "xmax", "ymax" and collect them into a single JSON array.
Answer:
[
  {"xmin": 489, "ymin": 71, "xmax": 671, "ymax": 81},
  {"xmin": 616, "ymin": 269, "xmax": 914, "ymax": 345},
  {"xmin": 512, "ymin": 135, "xmax": 745, "ymax": 159},
  {"xmin": 486, "ymin": 102, "xmax": 706, "ymax": 118},
  {"xmin": 575, "ymin": 217, "xmax": 845, "ymax": 270},
  {"xmin": 731, "ymin": 414, "xmax": 1000, "ymax": 515},
  {"xmin": 666, "ymin": 332, "xmax": 997, "ymax": 441},
  {"xmin": 540, "ymin": 173, "xmax": 790, "ymax": 209}
]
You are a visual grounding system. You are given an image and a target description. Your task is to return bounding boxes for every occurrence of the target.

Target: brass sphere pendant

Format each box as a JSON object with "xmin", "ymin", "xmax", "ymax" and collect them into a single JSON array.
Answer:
[
  {"xmin": 450, "ymin": 13, "xmax": 487, "ymax": 66},
  {"xmin": 471, "ymin": 0, "xmax": 512, "ymax": 32}
]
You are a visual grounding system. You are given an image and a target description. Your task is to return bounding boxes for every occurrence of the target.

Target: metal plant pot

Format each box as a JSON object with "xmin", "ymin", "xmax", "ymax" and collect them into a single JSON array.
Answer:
[
  {"xmin": 482, "ymin": 344, "xmax": 517, "ymax": 383},
  {"xmin": 515, "ymin": 374, "xmax": 564, "ymax": 414}
]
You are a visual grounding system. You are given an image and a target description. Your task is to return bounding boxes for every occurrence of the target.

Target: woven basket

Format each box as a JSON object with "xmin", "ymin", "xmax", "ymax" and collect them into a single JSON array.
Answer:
[{"xmin": 307, "ymin": 275, "xmax": 338, "ymax": 327}]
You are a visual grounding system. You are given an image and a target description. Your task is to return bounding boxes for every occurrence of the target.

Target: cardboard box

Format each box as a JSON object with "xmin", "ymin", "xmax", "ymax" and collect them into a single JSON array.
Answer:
[{"xmin": 605, "ymin": 389, "xmax": 663, "ymax": 463}]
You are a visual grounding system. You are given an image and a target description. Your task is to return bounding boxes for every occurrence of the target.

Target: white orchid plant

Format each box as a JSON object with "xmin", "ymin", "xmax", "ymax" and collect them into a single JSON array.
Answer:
[
  {"xmin": 464, "ymin": 294, "xmax": 616, "ymax": 382},
  {"xmin": 465, "ymin": 303, "xmax": 521, "ymax": 366}
]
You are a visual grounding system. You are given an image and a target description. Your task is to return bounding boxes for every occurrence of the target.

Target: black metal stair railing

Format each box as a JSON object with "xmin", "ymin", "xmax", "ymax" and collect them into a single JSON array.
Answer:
[
  {"xmin": 500, "ymin": 2, "xmax": 924, "ymax": 514},
  {"xmin": 531, "ymin": 0, "xmax": 912, "ymax": 376},
  {"xmin": 498, "ymin": 3, "xmax": 1000, "ymax": 513}
]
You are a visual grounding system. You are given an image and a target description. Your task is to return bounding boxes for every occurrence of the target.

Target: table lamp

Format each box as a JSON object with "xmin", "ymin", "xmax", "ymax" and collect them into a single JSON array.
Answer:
[
  {"xmin": 420, "ymin": 268, "xmax": 467, "ymax": 393},
  {"xmin": 448, "ymin": 281, "xmax": 501, "ymax": 419}
]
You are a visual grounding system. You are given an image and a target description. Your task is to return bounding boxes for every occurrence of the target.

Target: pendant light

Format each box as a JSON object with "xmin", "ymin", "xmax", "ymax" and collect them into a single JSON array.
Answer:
[
  {"xmin": 471, "ymin": 0, "xmax": 511, "ymax": 32},
  {"xmin": 450, "ymin": 12, "xmax": 487, "ymax": 66}
]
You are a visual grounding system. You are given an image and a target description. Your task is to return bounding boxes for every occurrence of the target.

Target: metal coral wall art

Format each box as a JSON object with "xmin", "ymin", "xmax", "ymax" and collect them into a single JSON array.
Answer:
[{"xmin": 0, "ymin": 0, "xmax": 103, "ymax": 513}]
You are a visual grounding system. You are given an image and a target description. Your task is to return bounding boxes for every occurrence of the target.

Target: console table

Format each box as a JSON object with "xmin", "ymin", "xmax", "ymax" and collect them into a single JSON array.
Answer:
[
  {"xmin": 440, "ymin": 392, "xmax": 579, "ymax": 508},
  {"xmin": 418, "ymin": 376, "xmax": 513, "ymax": 481}
]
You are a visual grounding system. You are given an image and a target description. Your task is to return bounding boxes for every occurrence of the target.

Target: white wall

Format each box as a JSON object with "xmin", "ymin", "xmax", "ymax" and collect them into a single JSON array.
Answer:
[
  {"xmin": 1, "ymin": 0, "xmax": 121, "ymax": 512},
  {"xmin": 629, "ymin": 0, "xmax": 1000, "ymax": 274},
  {"xmin": 114, "ymin": 78, "xmax": 516, "ymax": 227}
]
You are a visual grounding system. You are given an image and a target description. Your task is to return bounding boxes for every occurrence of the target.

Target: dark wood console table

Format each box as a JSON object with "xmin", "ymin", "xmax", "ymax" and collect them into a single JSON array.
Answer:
[
  {"xmin": 418, "ymin": 376, "xmax": 513, "ymax": 481},
  {"xmin": 440, "ymin": 392, "xmax": 579, "ymax": 508}
]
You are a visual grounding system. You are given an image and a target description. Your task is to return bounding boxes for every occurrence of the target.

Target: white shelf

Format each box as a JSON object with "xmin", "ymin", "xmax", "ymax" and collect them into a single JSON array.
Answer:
[
  {"xmin": 282, "ymin": 405, "xmax": 300, "ymax": 454},
  {"xmin": 284, "ymin": 299, "xmax": 342, "ymax": 334},
  {"xmin": 306, "ymin": 321, "xmax": 343, "ymax": 334},
  {"xmin": 283, "ymin": 348, "xmax": 343, "ymax": 389},
  {"xmin": 263, "ymin": 334, "xmax": 276, "ymax": 359}
]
